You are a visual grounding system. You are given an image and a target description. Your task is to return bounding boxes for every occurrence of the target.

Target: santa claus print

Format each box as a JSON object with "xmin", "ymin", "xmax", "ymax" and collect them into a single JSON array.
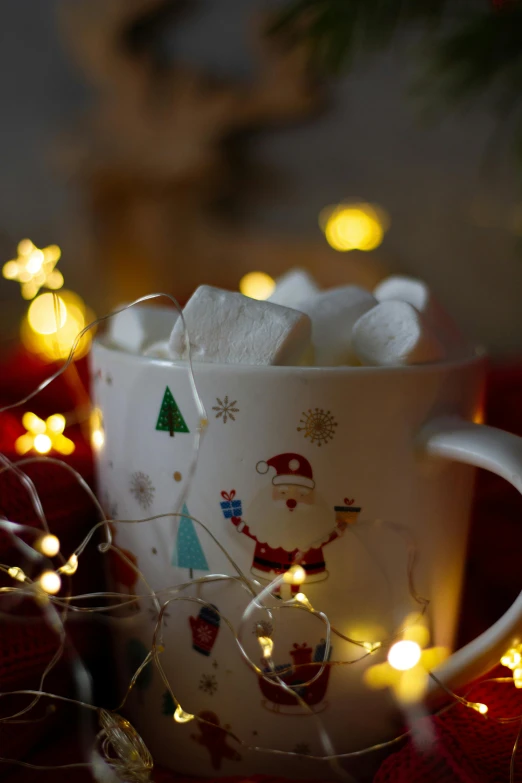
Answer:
[{"xmin": 225, "ymin": 453, "xmax": 359, "ymax": 588}]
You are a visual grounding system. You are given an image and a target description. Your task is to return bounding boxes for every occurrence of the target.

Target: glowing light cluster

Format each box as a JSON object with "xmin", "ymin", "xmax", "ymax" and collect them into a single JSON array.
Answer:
[
  {"xmin": 283, "ymin": 564, "xmax": 306, "ymax": 585},
  {"xmin": 501, "ymin": 643, "xmax": 522, "ymax": 688},
  {"xmin": 364, "ymin": 614, "xmax": 448, "ymax": 705},
  {"xmin": 258, "ymin": 635, "xmax": 274, "ymax": 659},
  {"xmin": 239, "ymin": 271, "xmax": 275, "ymax": 300},
  {"xmin": 320, "ymin": 202, "xmax": 389, "ymax": 252},
  {"xmin": 173, "ymin": 705, "xmax": 195, "ymax": 723},
  {"xmin": 15, "ymin": 412, "xmax": 75, "ymax": 456},
  {"xmin": 91, "ymin": 408, "xmax": 105, "ymax": 451},
  {"xmin": 3, "ymin": 239, "xmax": 63, "ymax": 299},
  {"xmin": 21, "ymin": 290, "xmax": 94, "ymax": 362}
]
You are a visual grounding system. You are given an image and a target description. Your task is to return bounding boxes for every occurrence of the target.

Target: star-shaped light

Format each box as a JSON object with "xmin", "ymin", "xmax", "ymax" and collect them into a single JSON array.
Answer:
[
  {"xmin": 501, "ymin": 643, "xmax": 522, "ymax": 687},
  {"xmin": 15, "ymin": 412, "xmax": 75, "ymax": 456},
  {"xmin": 3, "ymin": 239, "xmax": 63, "ymax": 300},
  {"xmin": 364, "ymin": 614, "xmax": 448, "ymax": 705}
]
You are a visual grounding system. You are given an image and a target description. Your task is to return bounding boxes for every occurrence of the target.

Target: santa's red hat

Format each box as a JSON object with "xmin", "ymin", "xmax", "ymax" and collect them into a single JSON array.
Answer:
[{"xmin": 256, "ymin": 453, "xmax": 315, "ymax": 489}]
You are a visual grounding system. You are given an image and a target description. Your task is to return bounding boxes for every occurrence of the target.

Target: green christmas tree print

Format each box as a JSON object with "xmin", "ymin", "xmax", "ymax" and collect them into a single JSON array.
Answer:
[
  {"xmin": 156, "ymin": 386, "xmax": 189, "ymax": 437},
  {"xmin": 172, "ymin": 503, "xmax": 209, "ymax": 579}
]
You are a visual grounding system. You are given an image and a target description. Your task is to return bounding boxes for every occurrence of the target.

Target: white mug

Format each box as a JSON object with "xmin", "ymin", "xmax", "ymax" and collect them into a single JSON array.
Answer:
[{"xmin": 90, "ymin": 322, "xmax": 522, "ymax": 779}]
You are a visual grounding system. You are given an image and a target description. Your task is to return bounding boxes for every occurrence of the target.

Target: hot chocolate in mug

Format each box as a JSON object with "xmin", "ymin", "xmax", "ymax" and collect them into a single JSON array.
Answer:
[{"xmin": 91, "ymin": 320, "xmax": 522, "ymax": 779}]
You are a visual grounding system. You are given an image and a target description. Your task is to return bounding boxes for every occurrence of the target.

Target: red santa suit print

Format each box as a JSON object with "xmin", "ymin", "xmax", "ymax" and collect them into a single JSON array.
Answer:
[{"xmin": 231, "ymin": 453, "xmax": 346, "ymax": 585}]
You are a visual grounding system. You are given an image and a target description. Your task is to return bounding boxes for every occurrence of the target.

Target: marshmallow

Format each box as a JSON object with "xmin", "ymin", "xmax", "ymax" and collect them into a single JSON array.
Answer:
[
  {"xmin": 269, "ymin": 268, "xmax": 319, "ymax": 309},
  {"xmin": 373, "ymin": 276, "xmax": 465, "ymax": 356},
  {"xmin": 168, "ymin": 285, "xmax": 312, "ymax": 366},
  {"xmin": 352, "ymin": 300, "xmax": 446, "ymax": 366},
  {"xmin": 143, "ymin": 340, "xmax": 171, "ymax": 359},
  {"xmin": 108, "ymin": 305, "xmax": 177, "ymax": 354},
  {"xmin": 298, "ymin": 286, "xmax": 377, "ymax": 366}
]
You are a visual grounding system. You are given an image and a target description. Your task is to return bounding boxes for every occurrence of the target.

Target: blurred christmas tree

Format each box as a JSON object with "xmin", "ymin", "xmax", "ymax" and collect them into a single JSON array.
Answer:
[{"xmin": 270, "ymin": 0, "xmax": 522, "ymax": 157}]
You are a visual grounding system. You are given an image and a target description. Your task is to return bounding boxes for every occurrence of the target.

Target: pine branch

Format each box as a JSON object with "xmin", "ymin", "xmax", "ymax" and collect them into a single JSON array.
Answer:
[
  {"xmin": 268, "ymin": 0, "xmax": 451, "ymax": 72},
  {"xmin": 270, "ymin": 1, "xmax": 522, "ymax": 157}
]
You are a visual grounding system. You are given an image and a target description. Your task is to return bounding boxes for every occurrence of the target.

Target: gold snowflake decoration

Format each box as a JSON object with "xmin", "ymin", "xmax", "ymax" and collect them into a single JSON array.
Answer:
[
  {"xmin": 3, "ymin": 239, "xmax": 63, "ymax": 300},
  {"xmin": 129, "ymin": 471, "xmax": 155, "ymax": 509},
  {"xmin": 199, "ymin": 674, "xmax": 218, "ymax": 696},
  {"xmin": 212, "ymin": 395, "xmax": 239, "ymax": 423},
  {"xmin": 297, "ymin": 408, "xmax": 338, "ymax": 446}
]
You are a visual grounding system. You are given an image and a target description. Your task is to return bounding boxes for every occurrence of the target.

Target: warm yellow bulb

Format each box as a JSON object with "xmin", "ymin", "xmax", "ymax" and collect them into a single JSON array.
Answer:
[
  {"xmin": 283, "ymin": 565, "xmax": 306, "ymax": 585},
  {"xmin": 38, "ymin": 534, "xmax": 60, "ymax": 557},
  {"xmin": 472, "ymin": 702, "xmax": 488, "ymax": 715},
  {"xmin": 239, "ymin": 271, "xmax": 276, "ymax": 301},
  {"xmin": 173, "ymin": 705, "xmax": 195, "ymax": 723},
  {"xmin": 91, "ymin": 429, "xmax": 105, "ymax": 450},
  {"xmin": 322, "ymin": 203, "xmax": 386, "ymax": 253},
  {"xmin": 34, "ymin": 433, "xmax": 52, "ymax": 454},
  {"xmin": 388, "ymin": 640, "xmax": 422, "ymax": 671},
  {"xmin": 26, "ymin": 250, "xmax": 44, "ymax": 274},
  {"xmin": 39, "ymin": 570, "xmax": 61, "ymax": 594},
  {"xmin": 27, "ymin": 293, "xmax": 67, "ymax": 335},
  {"xmin": 294, "ymin": 592, "xmax": 312, "ymax": 609},
  {"xmin": 258, "ymin": 635, "xmax": 274, "ymax": 658},
  {"xmin": 8, "ymin": 566, "xmax": 26, "ymax": 582},
  {"xmin": 59, "ymin": 553, "xmax": 78, "ymax": 575},
  {"xmin": 363, "ymin": 641, "xmax": 382, "ymax": 653}
]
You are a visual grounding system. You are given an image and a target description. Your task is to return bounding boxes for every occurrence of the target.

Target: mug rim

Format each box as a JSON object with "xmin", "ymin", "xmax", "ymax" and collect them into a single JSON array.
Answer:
[{"xmin": 92, "ymin": 337, "xmax": 487, "ymax": 377}]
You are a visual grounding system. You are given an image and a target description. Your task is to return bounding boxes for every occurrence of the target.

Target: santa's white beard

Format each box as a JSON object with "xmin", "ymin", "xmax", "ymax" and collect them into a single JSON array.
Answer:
[{"xmin": 245, "ymin": 487, "xmax": 336, "ymax": 551}]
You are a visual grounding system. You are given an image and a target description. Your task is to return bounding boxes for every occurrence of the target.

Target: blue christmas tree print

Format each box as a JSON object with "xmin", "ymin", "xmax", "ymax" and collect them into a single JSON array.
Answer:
[{"xmin": 172, "ymin": 503, "xmax": 209, "ymax": 579}]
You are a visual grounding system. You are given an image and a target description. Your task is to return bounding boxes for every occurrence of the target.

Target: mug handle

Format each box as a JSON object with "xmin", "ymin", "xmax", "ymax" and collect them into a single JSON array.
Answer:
[{"xmin": 420, "ymin": 414, "xmax": 522, "ymax": 691}]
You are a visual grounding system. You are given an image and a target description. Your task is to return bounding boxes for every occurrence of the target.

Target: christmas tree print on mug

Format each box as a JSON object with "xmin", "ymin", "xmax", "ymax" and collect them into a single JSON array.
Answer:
[
  {"xmin": 172, "ymin": 503, "xmax": 209, "ymax": 579},
  {"xmin": 221, "ymin": 453, "xmax": 360, "ymax": 591},
  {"xmin": 156, "ymin": 386, "xmax": 189, "ymax": 437}
]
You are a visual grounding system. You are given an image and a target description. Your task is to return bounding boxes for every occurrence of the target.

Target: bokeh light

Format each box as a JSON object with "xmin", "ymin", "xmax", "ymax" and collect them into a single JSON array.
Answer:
[
  {"xmin": 388, "ymin": 640, "xmax": 422, "ymax": 671},
  {"xmin": 283, "ymin": 564, "xmax": 306, "ymax": 585},
  {"xmin": 38, "ymin": 534, "xmax": 61, "ymax": 558},
  {"xmin": 21, "ymin": 289, "xmax": 94, "ymax": 362},
  {"xmin": 239, "ymin": 271, "xmax": 276, "ymax": 300},
  {"xmin": 16, "ymin": 412, "xmax": 75, "ymax": 456},
  {"xmin": 27, "ymin": 293, "xmax": 67, "ymax": 334},
  {"xmin": 320, "ymin": 202, "xmax": 389, "ymax": 252},
  {"xmin": 2, "ymin": 239, "xmax": 63, "ymax": 299},
  {"xmin": 39, "ymin": 570, "xmax": 62, "ymax": 595},
  {"xmin": 90, "ymin": 408, "xmax": 105, "ymax": 451}
]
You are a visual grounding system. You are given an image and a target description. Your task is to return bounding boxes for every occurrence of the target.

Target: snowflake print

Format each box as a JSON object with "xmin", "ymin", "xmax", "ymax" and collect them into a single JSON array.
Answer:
[
  {"xmin": 196, "ymin": 625, "xmax": 213, "ymax": 645},
  {"xmin": 199, "ymin": 674, "xmax": 218, "ymax": 696},
  {"xmin": 212, "ymin": 395, "xmax": 239, "ymax": 423},
  {"xmin": 297, "ymin": 408, "xmax": 338, "ymax": 447},
  {"xmin": 129, "ymin": 471, "xmax": 155, "ymax": 509},
  {"xmin": 148, "ymin": 606, "xmax": 170, "ymax": 627}
]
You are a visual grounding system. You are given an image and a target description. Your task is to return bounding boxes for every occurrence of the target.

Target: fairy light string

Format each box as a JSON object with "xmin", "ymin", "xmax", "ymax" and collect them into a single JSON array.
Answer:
[{"xmin": 0, "ymin": 296, "xmax": 520, "ymax": 781}]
